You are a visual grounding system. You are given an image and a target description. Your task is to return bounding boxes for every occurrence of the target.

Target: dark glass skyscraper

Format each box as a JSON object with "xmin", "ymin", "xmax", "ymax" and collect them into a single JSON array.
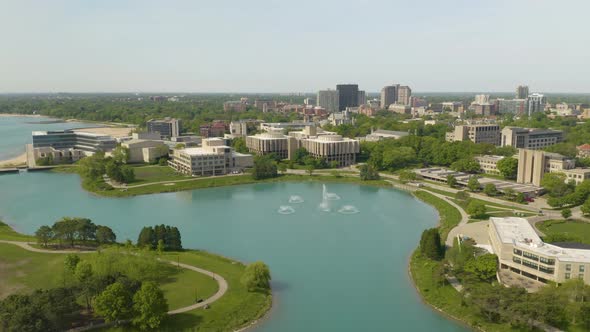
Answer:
[{"xmin": 336, "ymin": 84, "xmax": 359, "ymax": 111}]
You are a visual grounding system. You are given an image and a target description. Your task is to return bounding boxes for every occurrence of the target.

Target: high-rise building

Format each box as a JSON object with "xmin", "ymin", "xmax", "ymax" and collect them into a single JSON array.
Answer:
[
  {"xmin": 496, "ymin": 99, "xmax": 528, "ymax": 115},
  {"xmin": 516, "ymin": 85, "xmax": 529, "ymax": 99},
  {"xmin": 317, "ymin": 89, "xmax": 339, "ymax": 113},
  {"xmin": 397, "ymin": 86, "xmax": 412, "ymax": 105},
  {"xmin": 146, "ymin": 118, "xmax": 181, "ymax": 138},
  {"xmin": 527, "ymin": 93, "xmax": 547, "ymax": 116},
  {"xmin": 357, "ymin": 90, "xmax": 366, "ymax": 105},
  {"xmin": 380, "ymin": 85, "xmax": 399, "ymax": 109},
  {"xmin": 336, "ymin": 84, "xmax": 359, "ymax": 111},
  {"xmin": 474, "ymin": 94, "xmax": 490, "ymax": 105}
]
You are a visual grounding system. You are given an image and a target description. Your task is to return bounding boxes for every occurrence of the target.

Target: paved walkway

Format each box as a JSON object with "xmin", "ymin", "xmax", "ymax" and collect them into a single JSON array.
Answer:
[
  {"xmin": 0, "ymin": 240, "xmax": 228, "ymax": 315},
  {"xmin": 106, "ymin": 173, "xmax": 244, "ymax": 189}
]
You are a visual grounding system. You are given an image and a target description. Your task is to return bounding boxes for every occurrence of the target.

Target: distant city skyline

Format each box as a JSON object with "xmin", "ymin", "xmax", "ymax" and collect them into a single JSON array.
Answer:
[{"xmin": 1, "ymin": 0, "xmax": 589, "ymax": 93}]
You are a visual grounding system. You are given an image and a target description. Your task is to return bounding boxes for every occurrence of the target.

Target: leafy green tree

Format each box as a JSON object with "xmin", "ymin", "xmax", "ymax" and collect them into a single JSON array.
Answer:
[
  {"xmin": 96, "ymin": 225, "xmax": 116, "ymax": 244},
  {"xmin": 483, "ymin": 183, "xmax": 497, "ymax": 196},
  {"xmin": 464, "ymin": 254, "xmax": 498, "ymax": 281},
  {"xmin": 329, "ymin": 160, "xmax": 339, "ymax": 169},
  {"xmin": 231, "ymin": 137, "xmax": 248, "ymax": 153},
  {"xmin": 541, "ymin": 173, "xmax": 574, "ymax": 197},
  {"xmin": 94, "ymin": 282, "xmax": 133, "ymax": 322},
  {"xmin": 64, "ymin": 254, "xmax": 80, "ymax": 273},
  {"xmin": 467, "ymin": 177, "xmax": 480, "ymax": 192},
  {"xmin": 450, "ymin": 158, "xmax": 481, "ymax": 173},
  {"xmin": 293, "ymin": 147, "xmax": 309, "ymax": 165},
  {"xmin": 562, "ymin": 208, "xmax": 572, "ymax": 219},
  {"xmin": 581, "ymin": 197, "xmax": 590, "ymax": 216},
  {"xmin": 157, "ymin": 239, "xmax": 164, "ymax": 255},
  {"xmin": 75, "ymin": 261, "xmax": 94, "ymax": 310},
  {"xmin": 446, "ymin": 174, "xmax": 457, "ymax": 188},
  {"xmin": 76, "ymin": 218, "xmax": 96, "ymax": 243},
  {"xmin": 241, "ymin": 261, "xmax": 272, "ymax": 292},
  {"xmin": 112, "ymin": 146, "xmax": 130, "ymax": 164},
  {"xmin": 456, "ymin": 190, "xmax": 470, "ymax": 202},
  {"xmin": 137, "ymin": 226, "xmax": 155, "ymax": 249},
  {"xmin": 35, "ymin": 225, "xmax": 53, "ymax": 247},
  {"xmin": 359, "ymin": 164, "xmax": 380, "ymax": 181},
  {"xmin": 277, "ymin": 163, "xmax": 287, "ymax": 174},
  {"xmin": 398, "ymin": 170, "xmax": 416, "ymax": 183},
  {"xmin": 252, "ymin": 155, "xmax": 278, "ymax": 180},
  {"xmin": 419, "ymin": 228, "xmax": 443, "ymax": 260},
  {"xmin": 496, "ymin": 157, "xmax": 518, "ymax": 179},
  {"xmin": 305, "ymin": 164, "xmax": 315, "ymax": 176},
  {"xmin": 466, "ymin": 200, "xmax": 487, "ymax": 219},
  {"xmin": 52, "ymin": 217, "xmax": 79, "ymax": 247},
  {"xmin": 132, "ymin": 282, "xmax": 169, "ymax": 330},
  {"xmin": 515, "ymin": 192, "xmax": 526, "ymax": 204},
  {"xmin": 78, "ymin": 152, "xmax": 106, "ymax": 180}
]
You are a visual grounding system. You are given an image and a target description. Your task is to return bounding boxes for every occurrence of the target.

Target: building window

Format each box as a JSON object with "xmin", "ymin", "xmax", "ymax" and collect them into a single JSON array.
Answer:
[
  {"xmin": 539, "ymin": 257, "xmax": 555, "ymax": 265},
  {"xmin": 565, "ymin": 273, "xmax": 571, "ymax": 279},
  {"xmin": 579, "ymin": 274, "xmax": 585, "ymax": 279},
  {"xmin": 566, "ymin": 264, "xmax": 572, "ymax": 271},
  {"xmin": 513, "ymin": 249, "xmax": 522, "ymax": 256},
  {"xmin": 580, "ymin": 265, "xmax": 585, "ymax": 272}
]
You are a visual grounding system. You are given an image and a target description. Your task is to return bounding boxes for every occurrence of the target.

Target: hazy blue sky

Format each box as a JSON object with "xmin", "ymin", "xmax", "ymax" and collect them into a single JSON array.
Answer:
[{"xmin": 1, "ymin": 0, "xmax": 588, "ymax": 93}]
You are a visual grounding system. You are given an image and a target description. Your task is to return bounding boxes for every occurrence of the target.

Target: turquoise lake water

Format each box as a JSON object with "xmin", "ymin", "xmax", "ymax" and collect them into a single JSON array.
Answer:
[
  {"xmin": 0, "ymin": 116, "xmax": 467, "ymax": 331},
  {"xmin": 0, "ymin": 116, "xmax": 99, "ymax": 161}
]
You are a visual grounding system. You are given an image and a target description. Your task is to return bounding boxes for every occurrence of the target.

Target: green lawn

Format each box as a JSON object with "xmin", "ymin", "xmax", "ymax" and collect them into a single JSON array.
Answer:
[
  {"xmin": 537, "ymin": 219, "xmax": 590, "ymax": 245},
  {"xmin": 130, "ymin": 165, "xmax": 189, "ymax": 184},
  {"xmin": 0, "ymin": 221, "xmax": 35, "ymax": 241},
  {"xmin": 413, "ymin": 190, "xmax": 462, "ymax": 239},
  {"xmin": 422, "ymin": 187, "xmax": 530, "ymax": 212}
]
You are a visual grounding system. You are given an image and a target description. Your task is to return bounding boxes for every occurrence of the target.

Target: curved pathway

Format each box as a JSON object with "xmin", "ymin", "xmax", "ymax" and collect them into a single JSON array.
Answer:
[{"xmin": 0, "ymin": 240, "xmax": 228, "ymax": 314}]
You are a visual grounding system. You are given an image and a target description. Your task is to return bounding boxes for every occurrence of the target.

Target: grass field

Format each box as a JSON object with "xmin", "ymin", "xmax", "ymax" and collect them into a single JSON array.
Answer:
[
  {"xmin": 537, "ymin": 219, "xmax": 590, "ymax": 244},
  {"xmin": 0, "ymin": 221, "xmax": 35, "ymax": 241},
  {"xmin": 413, "ymin": 190, "xmax": 462, "ymax": 239},
  {"xmin": 130, "ymin": 165, "xmax": 189, "ymax": 184}
]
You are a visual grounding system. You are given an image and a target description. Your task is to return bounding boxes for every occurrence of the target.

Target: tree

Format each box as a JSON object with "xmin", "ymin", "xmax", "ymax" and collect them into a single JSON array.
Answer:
[
  {"xmin": 94, "ymin": 282, "xmax": 133, "ymax": 322},
  {"xmin": 35, "ymin": 225, "xmax": 53, "ymax": 247},
  {"xmin": 75, "ymin": 261, "xmax": 94, "ymax": 310},
  {"xmin": 466, "ymin": 200, "xmax": 487, "ymax": 219},
  {"xmin": 464, "ymin": 254, "xmax": 498, "ymax": 281},
  {"xmin": 52, "ymin": 217, "xmax": 79, "ymax": 247},
  {"xmin": 515, "ymin": 192, "xmax": 526, "ymax": 204},
  {"xmin": 137, "ymin": 226, "xmax": 155, "ymax": 249},
  {"xmin": 496, "ymin": 157, "xmax": 518, "ymax": 179},
  {"xmin": 157, "ymin": 239, "xmax": 164, "ymax": 255},
  {"xmin": 541, "ymin": 173, "xmax": 574, "ymax": 197},
  {"xmin": 252, "ymin": 155, "xmax": 278, "ymax": 180},
  {"xmin": 112, "ymin": 146, "xmax": 130, "ymax": 164},
  {"xmin": 329, "ymin": 160, "xmax": 339, "ymax": 169},
  {"xmin": 277, "ymin": 163, "xmax": 287, "ymax": 174},
  {"xmin": 581, "ymin": 197, "xmax": 590, "ymax": 216},
  {"xmin": 359, "ymin": 164, "xmax": 380, "ymax": 181},
  {"xmin": 76, "ymin": 218, "xmax": 96, "ymax": 243},
  {"xmin": 167, "ymin": 226, "xmax": 182, "ymax": 251},
  {"xmin": 467, "ymin": 176, "xmax": 480, "ymax": 192},
  {"xmin": 419, "ymin": 228, "xmax": 444, "ymax": 260},
  {"xmin": 456, "ymin": 190, "xmax": 470, "ymax": 202},
  {"xmin": 132, "ymin": 281, "xmax": 169, "ymax": 330},
  {"xmin": 446, "ymin": 174, "xmax": 457, "ymax": 188},
  {"xmin": 231, "ymin": 137, "xmax": 248, "ymax": 153},
  {"xmin": 96, "ymin": 225, "xmax": 116, "ymax": 244},
  {"xmin": 450, "ymin": 158, "xmax": 481, "ymax": 173},
  {"xmin": 562, "ymin": 208, "xmax": 572, "ymax": 219},
  {"xmin": 483, "ymin": 183, "xmax": 497, "ymax": 196},
  {"xmin": 305, "ymin": 164, "xmax": 315, "ymax": 176},
  {"xmin": 241, "ymin": 261, "xmax": 272, "ymax": 292},
  {"xmin": 398, "ymin": 170, "xmax": 416, "ymax": 183},
  {"xmin": 64, "ymin": 254, "xmax": 81, "ymax": 273},
  {"xmin": 293, "ymin": 147, "xmax": 309, "ymax": 165}
]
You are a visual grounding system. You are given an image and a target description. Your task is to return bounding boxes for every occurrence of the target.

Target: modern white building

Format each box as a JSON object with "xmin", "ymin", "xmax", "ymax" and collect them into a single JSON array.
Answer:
[
  {"xmin": 169, "ymin": 138, "xmax": 253, "ymax": 176},
  {"xmin": 317, "ymin": 89, "xmax": 340, "ymax": 113},
  {"xmin": 527, "ymin": 93, "xmax": 546, "ymax": 116},
  {"xmin": 490, "ymin": 217, "xmax": 590, "ymax": 285},
  {"xmin": 501, "ymin": 127, "xmax": 564, "ymax": 150},
  {"xmin": 121, "ymin": 139, "xmax": 169, "ymax": 164}
]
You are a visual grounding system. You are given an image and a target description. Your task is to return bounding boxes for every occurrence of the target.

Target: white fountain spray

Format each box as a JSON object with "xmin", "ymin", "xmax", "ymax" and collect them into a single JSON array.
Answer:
[{"xmin": 319, "ymin": 184, "xmax": 330, "ymax": 212}]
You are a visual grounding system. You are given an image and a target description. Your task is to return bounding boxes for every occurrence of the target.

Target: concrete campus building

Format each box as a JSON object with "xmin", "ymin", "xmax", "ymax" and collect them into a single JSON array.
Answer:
[
  {"xmin": 474, "ymin": 155, "xmax": 505, "ymax": 175},
  {"xmin": 121, "ymin": 135, "xmax": 169, "ymax": 164},
  {"xmin": 169, "ymin": 138, "xmax": 253, "ymax": 176},
  {"xmin": 245, "ymin": 125, "xmax": 360, "ymax": 167},
  {"xmin": 147, "ymin": 118, "xmax": 181, "ymax": 138},
  {"xmin": 490, "ymin": 217, "xmax": 590, "ymax": 286},
  {"xmin": 32, "ymin": 130, "xmax": 117, "ymax": 154},
  {"xmin": 501, "ymin": 127, "xmax": 564, "ymax": 150},
  {"xmin": 517, "ymin": 149, "xmax": 590, "ymax": 186},
  {"xmin": 445, "ymin": 124, "xmax": 501, "ymax": 145}
]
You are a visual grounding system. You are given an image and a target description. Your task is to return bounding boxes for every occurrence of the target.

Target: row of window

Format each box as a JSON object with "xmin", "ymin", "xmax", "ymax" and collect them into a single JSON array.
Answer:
[
  {"xmin": 513, "ymin": 248, "xmax": 555, "ymax": 265},
  {"xmin": 565, "ymin": 264, "xmax": 585, "ymax": 272},
  {"xmin": 512, "ymin": 257, "xmax": 555, "ymax": 274},
  {"xmin": 565, "ymin": 273, "xmax": 585, "ymax": 280}
]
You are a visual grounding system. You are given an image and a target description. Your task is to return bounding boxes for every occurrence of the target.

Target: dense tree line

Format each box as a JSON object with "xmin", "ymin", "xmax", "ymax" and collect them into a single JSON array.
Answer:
[
  {"xmin": 35, "ymin": 217, "xmax": 116, "ymax": 247},
  {"xmin": 419, "ymin": 228, "xmax": 444, "ymax": 260},
  {"xmin": 137, "ymin": 225, "xmax": 182, "ymax": 251},
  {"xmin": 252, "ymin": 155, "xmax": 278, "ymax": 180}
]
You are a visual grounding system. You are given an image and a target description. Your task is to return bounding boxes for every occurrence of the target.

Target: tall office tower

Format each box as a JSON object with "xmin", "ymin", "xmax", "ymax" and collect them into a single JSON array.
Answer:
[
  {"xmin": 397, "ymin": 86, "xmax": 412, "ymax": 105},
  {"xmin": 147, "ymin": 118, "xmax": 181, "ymax": 138},
  {"xmin": 380, "ymin": 84, "xmax": 399, "ymax": 109},
  {"xmin": 516, "ymin": 85, "xmax": 529, "ymax": 99},
  {"xmin": 317, "ymin": 89, "xmax": 340, "ymax": 113},
  {"xmin": 336, "ymin": 84, "xmax": 359, "ymax": 111},
  {"xmin": 527, "ymin": 93, "xmax": 546, "ymax": 116},
  {"xmin": 357, "ymin": 90, "xmax": 367, "ymax": 106}
]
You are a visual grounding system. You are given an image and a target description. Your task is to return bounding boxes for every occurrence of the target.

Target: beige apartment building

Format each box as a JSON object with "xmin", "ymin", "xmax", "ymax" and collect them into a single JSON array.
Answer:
[
  {"xmin": 501, "ymin": 127, "xmax": 563, "ymax": 150},
  {"xmin": 169, "ymin": 138, "xmax": 253, "ymax": 176},
  {"xmin": 446, "ymin": 124, "xmax": 501, "ymax": 145},
  {"xmin": 246, "ymin": 133, "xmax": 289, "ymax": 159},
  {"xmin": 489, "ymin": 217, "xmax": 590, "ymax": 285},
  {"xmin": 299, "ymin": 135, "xmax": 359, "ymax": 166}
]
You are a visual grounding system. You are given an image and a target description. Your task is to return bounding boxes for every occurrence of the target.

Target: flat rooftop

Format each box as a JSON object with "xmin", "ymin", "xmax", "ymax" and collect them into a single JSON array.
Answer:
[{"xmin": 491, "ymin": 217, "xmax": 590, "ymax": 263}]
